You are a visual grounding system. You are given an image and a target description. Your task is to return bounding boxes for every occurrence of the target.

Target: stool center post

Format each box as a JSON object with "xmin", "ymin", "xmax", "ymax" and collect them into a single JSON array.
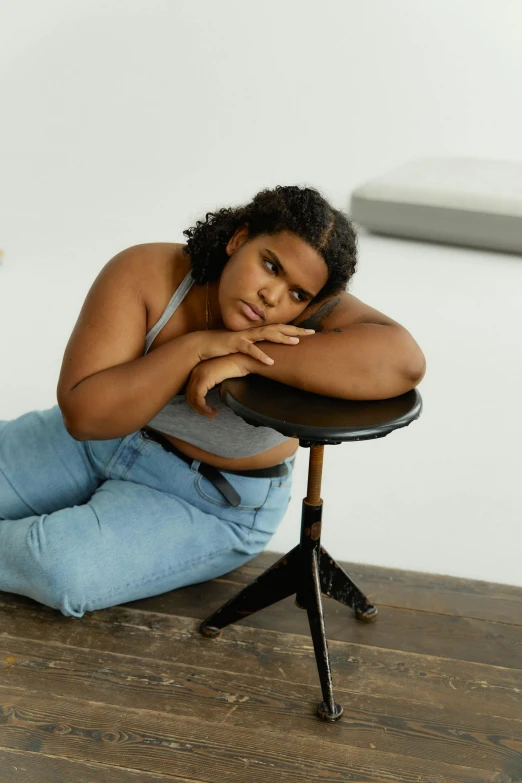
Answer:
[
  {"xmin": 306, "ymin": 445, "xmax": 324, "ymax": 505},
  {"xmin": 298, "ymin": 445, "xmax": 325, "ymax": 587}
]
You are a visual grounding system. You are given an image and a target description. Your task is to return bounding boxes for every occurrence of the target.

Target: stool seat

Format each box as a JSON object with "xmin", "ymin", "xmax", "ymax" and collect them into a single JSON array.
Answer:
[
  {"xmin": 200, "ymin": 374, "xmax": 423, "ymax": 722},
  {"xmin": 219, "ymin": 375, "xmax": 422, "ymax": 444}
]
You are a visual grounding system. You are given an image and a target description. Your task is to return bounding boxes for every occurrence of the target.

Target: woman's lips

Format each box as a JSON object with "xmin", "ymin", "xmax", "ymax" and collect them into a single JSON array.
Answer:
[{"xmin": 241, "ymin": 301, "xmax": 263, "ymax": 321}]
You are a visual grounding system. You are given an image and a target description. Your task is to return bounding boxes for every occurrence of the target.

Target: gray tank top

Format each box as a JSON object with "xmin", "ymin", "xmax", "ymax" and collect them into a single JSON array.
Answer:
[{"xmin": 143, "ymin": 270, "xmax": 292, "ymax": 458}]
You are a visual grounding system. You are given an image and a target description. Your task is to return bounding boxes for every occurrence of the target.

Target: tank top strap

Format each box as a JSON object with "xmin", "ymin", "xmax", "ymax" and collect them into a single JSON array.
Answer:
[{"xmin": 143, "ymin": 270, "xmax": 195, "ymax": 354}]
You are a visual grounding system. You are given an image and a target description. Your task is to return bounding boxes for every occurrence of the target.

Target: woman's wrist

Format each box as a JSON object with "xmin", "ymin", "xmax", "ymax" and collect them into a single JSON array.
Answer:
[
  {"xmin": 194, "ymin": 330, "xmax": 214, "ymax": 362},
  {"xmin": 233, "ymin": 354, "xmax": 258, "ymax": 374}
]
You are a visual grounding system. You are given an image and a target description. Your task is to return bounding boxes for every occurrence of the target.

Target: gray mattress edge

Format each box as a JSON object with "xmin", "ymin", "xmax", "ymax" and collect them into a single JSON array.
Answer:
[{"xmin": 350, "ymin": 194, "xmax": 522, "ymax": 255}]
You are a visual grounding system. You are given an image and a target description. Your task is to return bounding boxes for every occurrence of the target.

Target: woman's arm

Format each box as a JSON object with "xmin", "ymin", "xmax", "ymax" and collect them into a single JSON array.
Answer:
[
  {"xmin": 56, "ymin": 246, "xmax": 209, "ymax": 440},
  {"xmin": 238, "ymin": 323, "xmax": 424, "ymax": 399},
  {"xmin": 235, "ymin": 294, "xmax": 426, "ymax": 400},
  {"xmin": 62, "ymin": 332, "xmax": 205, "ymax": 440}
]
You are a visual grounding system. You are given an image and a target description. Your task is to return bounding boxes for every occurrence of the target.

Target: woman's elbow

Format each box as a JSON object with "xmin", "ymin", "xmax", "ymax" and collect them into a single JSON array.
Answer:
[{"xmin": 403, "ymin": 349, "xmax": 426, "ymax": 388}]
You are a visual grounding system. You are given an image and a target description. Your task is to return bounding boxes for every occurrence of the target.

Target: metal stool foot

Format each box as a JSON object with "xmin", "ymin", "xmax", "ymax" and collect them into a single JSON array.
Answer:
[
  {"xmin": 356, "ymin": 605, "xmax": 378, "ymax": 622},
  {"xmin": 200, "ymin": 624, "xmax": 223, "ymax": 638},
  {"xmin": 317, "ymin": 701, "xmax": 344, "ymax": 722}
]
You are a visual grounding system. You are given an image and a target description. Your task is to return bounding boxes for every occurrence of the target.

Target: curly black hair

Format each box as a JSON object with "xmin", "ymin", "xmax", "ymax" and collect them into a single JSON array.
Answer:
[{"xmin": 182, "ymin": 185, "xmax": 358, "ymax": 302}]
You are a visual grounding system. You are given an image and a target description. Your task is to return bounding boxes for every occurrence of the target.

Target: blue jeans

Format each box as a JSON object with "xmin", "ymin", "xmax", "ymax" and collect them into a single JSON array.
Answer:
[{"xmin": 0, "ymin": 405, "xmax": 294, "ymax": 618}]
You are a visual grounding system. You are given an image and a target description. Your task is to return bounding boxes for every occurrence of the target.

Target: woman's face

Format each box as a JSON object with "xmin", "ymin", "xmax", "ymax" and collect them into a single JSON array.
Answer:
[{"xmin": 217, "ymin": 226, "xmax": 329, "ymax": 331}]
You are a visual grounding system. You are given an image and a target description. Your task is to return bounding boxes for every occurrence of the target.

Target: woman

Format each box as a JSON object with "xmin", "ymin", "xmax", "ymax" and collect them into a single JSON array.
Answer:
[{"xmin": 0, "ymin": 185, "xmax": 425, "ymax": 618}]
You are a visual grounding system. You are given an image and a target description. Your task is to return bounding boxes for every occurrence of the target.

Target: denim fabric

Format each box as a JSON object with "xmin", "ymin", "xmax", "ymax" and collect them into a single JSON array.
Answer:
[{"xmin": 0, "ymin": 405, "xmax": 293, "ymax": 618}]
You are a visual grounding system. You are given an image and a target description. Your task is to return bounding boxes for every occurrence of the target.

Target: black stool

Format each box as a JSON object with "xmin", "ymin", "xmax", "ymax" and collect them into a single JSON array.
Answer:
[{"xmin": 200, "ymin": 375, "xmax": 422, "ymax": 722}]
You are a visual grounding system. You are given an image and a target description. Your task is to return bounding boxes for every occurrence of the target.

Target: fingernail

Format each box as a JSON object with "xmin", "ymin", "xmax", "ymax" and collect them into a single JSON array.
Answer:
[
  {"xmin": 265, "ymin": 357, "xmax": 274, "ymax": 364},
  {"xmin": 289, "ymin": 337, "xmax": 299, "ymax": 343},
  {"xmin": 305, "ymin": 329, "xmax": 315, "ymax": 333}
]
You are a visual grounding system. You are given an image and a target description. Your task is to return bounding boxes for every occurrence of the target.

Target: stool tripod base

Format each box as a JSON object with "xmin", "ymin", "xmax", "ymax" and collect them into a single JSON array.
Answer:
[{"xmin": 200, "ymin": 506, "xmax": 377, "ymax": 721}]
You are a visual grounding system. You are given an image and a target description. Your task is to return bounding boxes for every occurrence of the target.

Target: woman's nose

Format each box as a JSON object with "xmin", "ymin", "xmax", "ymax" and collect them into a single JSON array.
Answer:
[{"xmin": 260, "ymin": 284, "xmax": 284, "ymax": 307}]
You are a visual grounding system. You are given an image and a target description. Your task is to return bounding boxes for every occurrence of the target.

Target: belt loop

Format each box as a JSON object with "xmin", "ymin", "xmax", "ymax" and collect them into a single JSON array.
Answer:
[{"xmin": 190, "ymin": 459, "xmax": 201, "ymax": 473}]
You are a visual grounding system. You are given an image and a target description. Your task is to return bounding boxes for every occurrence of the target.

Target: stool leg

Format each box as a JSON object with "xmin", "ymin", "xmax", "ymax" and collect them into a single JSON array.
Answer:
[
  {"xmin": 199, "ymin": 545, "xmax": 300, "ymax": 637},
  {"xmin": 305, "ymin": 548, "xmax": 343, "ymax": 722},
  {"xmin": 294, "ymin": 444, "xmax": 343, "ymax": 721},
  {"xmin": 319, "ymin": 547, "xmax": 378, "ymax": 623}
]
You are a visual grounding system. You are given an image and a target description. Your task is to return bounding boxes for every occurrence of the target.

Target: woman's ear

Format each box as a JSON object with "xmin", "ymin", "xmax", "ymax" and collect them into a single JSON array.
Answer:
[{"xmin": 226, "ymin": 224, "xmax": 250, "ymax": 255}]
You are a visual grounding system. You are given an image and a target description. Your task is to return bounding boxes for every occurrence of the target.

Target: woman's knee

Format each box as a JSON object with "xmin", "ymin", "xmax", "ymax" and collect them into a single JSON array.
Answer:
[
  {"xmin": 0, "ymin": 406, "xmax": 101, "ymax": 518},
  {"xmin": 22, "ymin": 516, "xmax": 89, "ymax": 618}
]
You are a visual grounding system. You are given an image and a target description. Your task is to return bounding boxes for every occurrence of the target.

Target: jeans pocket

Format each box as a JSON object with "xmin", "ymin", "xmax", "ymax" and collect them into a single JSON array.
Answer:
[
  {"xmin": 194, "ymin": 471, "xmax": 272, "ymax": 512},
  {"xmin": 233, "ymin": 480, "xmax": 292, "ymax": 556},
  {"xmin": 252, "ymin": 479, "xmax": 293, "ymax": 536},
  {"xmin": 104, "ymin": 433, "xmax": 140, "ymax": 480}
]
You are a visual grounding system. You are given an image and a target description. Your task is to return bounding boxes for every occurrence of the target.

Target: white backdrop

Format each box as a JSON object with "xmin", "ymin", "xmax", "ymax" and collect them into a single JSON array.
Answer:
[{"xmin": 1, "ymin": 0, "xmax": 521, "ymax": 586}]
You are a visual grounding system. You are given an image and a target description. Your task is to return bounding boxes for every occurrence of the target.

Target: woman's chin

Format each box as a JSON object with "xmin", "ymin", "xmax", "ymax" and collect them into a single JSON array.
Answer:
[
  {"xmin": 228, "ymin": 318, "xmax": 248, "ymax": 331},
  {"xmin": 224, "ymin": 307, "xmax": 253, "ymax": 331}
]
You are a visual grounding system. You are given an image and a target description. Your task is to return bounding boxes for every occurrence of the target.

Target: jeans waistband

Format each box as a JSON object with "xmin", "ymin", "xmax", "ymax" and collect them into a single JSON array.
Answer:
[{"xmin": 140, "ymin": 427, "xmax": 292, "ymax": 507}]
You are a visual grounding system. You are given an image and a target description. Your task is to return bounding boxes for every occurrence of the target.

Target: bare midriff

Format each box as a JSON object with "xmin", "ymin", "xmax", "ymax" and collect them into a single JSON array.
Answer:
[{"xmin": 158, "ymin": 431, "xmax": 299, "ymax": 471}]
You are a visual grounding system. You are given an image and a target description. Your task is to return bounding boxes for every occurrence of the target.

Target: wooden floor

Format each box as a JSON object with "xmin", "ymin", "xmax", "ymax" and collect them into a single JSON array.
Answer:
[{"xmin": 0, "ymin": 551, "xmax": 521, "ymax": 783}]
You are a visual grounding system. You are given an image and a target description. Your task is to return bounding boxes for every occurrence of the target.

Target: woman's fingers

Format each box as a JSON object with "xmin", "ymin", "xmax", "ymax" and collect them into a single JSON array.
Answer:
[
  {"xmin": 249, "ymin": 345, "xmax": 275, "ymax": 364},
  {"xmin": 253, "ymin": 333, "xmax": 299, "ymax": 344},
  {"xmin": 260, "ymin": 325, "xmax": 314, "ymax": 342},
  {"xmin": 245, "ymin": 324, "xmax": 314, "ymax": 339},
  {"xmin": 233, "ymin": 325, "xmax": 315, "ymax": 361},
  {"xmin": 187, "ymin": 386, "xmax": 217, "ymax": 418},
  {"xmin": 185, "ymin": 373, "xmax": 214, "ymax": 418},
  {"xmin": 237, "ymin": 340, "xmax": 274, "ymax": 364},
  {"xmin": 288, "ymin": 326, "xmax": 316, "ymax": 334},
  {"xmin": 258, "ymin": 324, "xmax": 314, "ymax": 334}
]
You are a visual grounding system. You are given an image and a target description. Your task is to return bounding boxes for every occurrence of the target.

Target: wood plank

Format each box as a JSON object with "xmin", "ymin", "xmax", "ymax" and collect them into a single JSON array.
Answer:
[
  {"xmin": 0, "ymin": 744, "xmax": 196, "ymax": 781},
  {"xmin": 0, "ymin": 597, "xmax": 520, "ymax": 720},
  {"xmin": 118, "ymin": 580, "xmax": 522, "ymax": 671},
  {"xmin": 1, "ymin": 634, "xmax": 521, "ymax": 777},
  {"xmin": 223, "ymin": 553, "xmax": 522, "ymax": 625},
  {"xmin": 0, "ymin": 686, "xmax": 507, "ymax": 783}
]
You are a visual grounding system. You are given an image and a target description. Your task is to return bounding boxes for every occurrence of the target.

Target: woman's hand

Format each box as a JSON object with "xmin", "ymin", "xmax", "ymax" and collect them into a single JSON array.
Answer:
[
  {"xmin": 197, "ymin": 324, "xmax": 315, "ymax": 365},
  {"xmin": 185, "ymin": 354, "xmax": 251, "ymax": 418}
]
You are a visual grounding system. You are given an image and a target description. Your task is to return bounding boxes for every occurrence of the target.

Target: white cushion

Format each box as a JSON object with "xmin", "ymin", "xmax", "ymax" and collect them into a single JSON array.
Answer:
[{"xmin": 350, "ymin": 157, "xmax": 522, "ymax": 254}]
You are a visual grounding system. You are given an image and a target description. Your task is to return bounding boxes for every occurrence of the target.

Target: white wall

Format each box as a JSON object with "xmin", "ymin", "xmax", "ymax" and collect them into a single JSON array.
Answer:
[{"xmin": 1, "ymin": 0, "xmax": 521, "ymax": 586}]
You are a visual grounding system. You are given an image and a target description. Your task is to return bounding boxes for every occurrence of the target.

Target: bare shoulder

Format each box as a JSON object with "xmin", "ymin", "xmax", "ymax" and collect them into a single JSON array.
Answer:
[
  {"xmin": 108, "ymin": 242, "xmax": 190, "ymax": 323},
  {"xmin": 292, "ymin": 290, "xmax": 403, "ymax": 331},
  {"xmin": 56, "ymin": 242, "xmax": 186, "ymax": 407},
  {"xmin": 110, "ymin": 241, "xmax": 186, "ymax": 293}
]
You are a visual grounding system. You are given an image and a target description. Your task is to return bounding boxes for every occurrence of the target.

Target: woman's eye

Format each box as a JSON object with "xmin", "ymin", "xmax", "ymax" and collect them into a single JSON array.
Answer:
[{"xmin": 264, "ymin": 258, "xmax": 306, "ymax": 302}]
